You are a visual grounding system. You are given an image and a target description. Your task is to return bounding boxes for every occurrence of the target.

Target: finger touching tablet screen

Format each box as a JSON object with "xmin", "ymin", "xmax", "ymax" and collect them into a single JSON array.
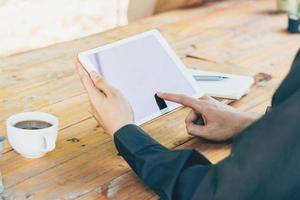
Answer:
[{"xmin": 78, "ymin": 29, "xmax": 204, "ymax": 125}]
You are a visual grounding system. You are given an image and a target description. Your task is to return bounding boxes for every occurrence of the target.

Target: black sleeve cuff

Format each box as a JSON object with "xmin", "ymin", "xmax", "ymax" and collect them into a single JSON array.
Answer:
[{"xmin": 114, "ymin": 124, "xmax": 168, "ymax": 155}]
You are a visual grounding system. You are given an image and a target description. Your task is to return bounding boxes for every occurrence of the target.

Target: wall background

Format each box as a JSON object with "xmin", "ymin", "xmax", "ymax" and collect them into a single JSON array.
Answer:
[{"xmin": 0, "ymin": 0, "xmax": 129, "ymax": 57}]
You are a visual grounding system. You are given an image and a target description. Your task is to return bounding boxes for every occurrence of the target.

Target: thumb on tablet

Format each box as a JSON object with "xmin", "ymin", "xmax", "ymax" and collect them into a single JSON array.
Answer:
[{"xmin": 90, "ymin": 71, "xmax": 115, "ymax": 95}]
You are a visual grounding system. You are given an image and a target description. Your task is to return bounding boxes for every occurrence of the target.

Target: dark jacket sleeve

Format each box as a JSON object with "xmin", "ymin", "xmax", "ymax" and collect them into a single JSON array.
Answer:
[
  {"xmin": 114, "ymin": 125, "xmax": 211, "ymax": 199},
  {"xmin": 114, "ymin": 51, "xmax": 300, "ymax": 200}
]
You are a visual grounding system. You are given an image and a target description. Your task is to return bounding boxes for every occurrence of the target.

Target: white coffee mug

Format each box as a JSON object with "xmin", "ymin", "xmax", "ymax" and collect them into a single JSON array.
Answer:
[{"xmin": 6, "ymin": 112, "xmax": 59, "ymax": 158}]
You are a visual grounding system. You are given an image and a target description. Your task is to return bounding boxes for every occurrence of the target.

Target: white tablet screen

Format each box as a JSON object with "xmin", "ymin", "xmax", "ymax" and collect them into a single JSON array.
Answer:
[{"xmin": 80, "ymin": 30, "xmax": 203, "ymax": 125}]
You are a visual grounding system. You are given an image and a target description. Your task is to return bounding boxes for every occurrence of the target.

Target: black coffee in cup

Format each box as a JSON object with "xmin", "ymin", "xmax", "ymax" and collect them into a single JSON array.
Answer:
[{"xmin": 14, "ymin": 120, "xmax": 53, "ymax": 130}]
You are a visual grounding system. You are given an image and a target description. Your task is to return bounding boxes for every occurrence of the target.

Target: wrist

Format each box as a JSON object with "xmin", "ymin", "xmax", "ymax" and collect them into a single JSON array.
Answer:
[
  {"xmin": 110, "ymin": 122, "xmax": 134, "ymax": 136},
  {"xmin": 231, "ymin": 112, "xmax": 261, "ymax": 138},
  {"xmin": 242, "ymin": 112, "xmax": 261, "ymax": 127}
]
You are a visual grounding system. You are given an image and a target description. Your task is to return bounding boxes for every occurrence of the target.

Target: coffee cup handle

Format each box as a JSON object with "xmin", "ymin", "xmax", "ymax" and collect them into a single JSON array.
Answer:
[{"xmin": 42, "ymin": 134, "xmax": 56, "ymax": 152}]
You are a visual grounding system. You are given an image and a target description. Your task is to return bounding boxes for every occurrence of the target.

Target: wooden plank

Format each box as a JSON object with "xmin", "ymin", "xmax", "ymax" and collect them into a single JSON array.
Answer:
[
  {"xmin": 75, "ymin": 172, "xmax": 157, "ymax": 200},
  {"xmin": 73, "ymin": 139, "xmax": 231, "ymax": 200},
  {"xmin": 1, "ymin": 0, "xmax": 300, "ymax": 199}
]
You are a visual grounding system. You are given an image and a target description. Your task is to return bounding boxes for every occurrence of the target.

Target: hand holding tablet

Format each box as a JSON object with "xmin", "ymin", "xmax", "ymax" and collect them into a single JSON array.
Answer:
[
  {"xmin": 77, "ymin": 64, "xmax": 135, "ymax": 134},
  {"xmin": 78, "ymin": 30, "xmax": 204, "ymax": 125}
]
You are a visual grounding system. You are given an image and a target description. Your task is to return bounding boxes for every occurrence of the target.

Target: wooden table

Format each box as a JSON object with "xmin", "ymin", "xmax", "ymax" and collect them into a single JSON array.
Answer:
[{"xmin": 1, "ymin": 0, "xmax": 300, "ymax": 199}]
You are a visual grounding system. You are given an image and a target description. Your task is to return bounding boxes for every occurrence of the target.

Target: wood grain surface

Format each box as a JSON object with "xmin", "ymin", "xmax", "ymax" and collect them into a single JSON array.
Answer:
[{"xmin": 0, "ymin": 0, "xmax": 300, "ymax": 199}]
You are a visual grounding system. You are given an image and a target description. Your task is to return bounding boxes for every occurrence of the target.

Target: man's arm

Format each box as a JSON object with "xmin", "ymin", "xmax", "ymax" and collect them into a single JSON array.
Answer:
[
  {"xmin": 115, "ymin": 89, "xmax": 300, "ymax": 200},
  {"xmin": 114, "ymin": 124, "xmax": 211, "ymax": 199}
]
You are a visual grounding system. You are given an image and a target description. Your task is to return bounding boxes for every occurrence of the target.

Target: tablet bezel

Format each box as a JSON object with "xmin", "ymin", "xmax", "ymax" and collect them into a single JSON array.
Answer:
[{"xmin": 78, "ymin": 29, "xmax": 203, "ymax": 125}]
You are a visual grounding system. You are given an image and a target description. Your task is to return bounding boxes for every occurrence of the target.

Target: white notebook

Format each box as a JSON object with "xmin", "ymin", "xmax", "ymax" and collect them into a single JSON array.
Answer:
[{"xmin": 189, "ymin": 69, "xmax": 254, "ymax": 100}]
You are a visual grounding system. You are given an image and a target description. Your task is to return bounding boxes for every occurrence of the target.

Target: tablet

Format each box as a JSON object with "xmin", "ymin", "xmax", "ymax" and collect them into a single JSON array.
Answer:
[{"xmin": 78, "ymin": 29, "xmax": 204, "ymax": 125}]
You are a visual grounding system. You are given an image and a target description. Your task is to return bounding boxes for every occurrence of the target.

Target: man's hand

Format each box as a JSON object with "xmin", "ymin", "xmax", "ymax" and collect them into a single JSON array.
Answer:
[
  {"xmin": 158, "ymin": 93, "xmax": 260, "ymax": 141},
  {"xmin": 77, "ymin": 62, "xmax": 134, "ymax": 136}
]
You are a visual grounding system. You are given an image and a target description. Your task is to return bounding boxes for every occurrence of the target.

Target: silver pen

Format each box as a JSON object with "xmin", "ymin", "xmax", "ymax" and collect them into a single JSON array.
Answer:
[{"xmin": 193, "ymin": 75, "xmax": 230, "ymax": 81}]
